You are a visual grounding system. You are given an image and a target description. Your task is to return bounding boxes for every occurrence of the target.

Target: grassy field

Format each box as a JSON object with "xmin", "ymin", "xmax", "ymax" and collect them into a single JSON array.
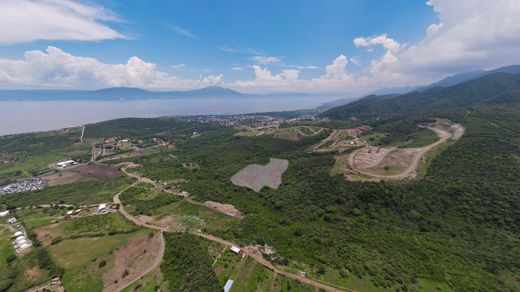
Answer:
[
  {"xmin": 0, "ymin": 227, "xmax": 54, "ymax": 292},
  {"xmin": 155, "ymin": 200, "xmax": 240, "ymax": 236},
  {"xmin": 400, "ymin": 128, "xmax": 438, "ymax": 148},
  {"xmin": 15, "ymin": 207, "xmax": 68, "ymax": 230},
  {"xmin": 48, "ymin": 229, "xmax": 147, "ymax": 291},
  {"xmin": 121, "ymin": 268, "xmax": 165, "ymax": 292},
  {"xmin": 0, "ymin": 176, "xmax": 134, "ymax": 208},
  {"xmin": 35, "ymin": 213, "xmax": 138, "ymax": 246}
]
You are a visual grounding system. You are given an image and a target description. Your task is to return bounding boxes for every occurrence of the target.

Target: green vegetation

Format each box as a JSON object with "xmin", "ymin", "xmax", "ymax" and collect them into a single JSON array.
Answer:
[
  {"xmin": 49, "ymin": 230, "xmax": 146, "ymax": 291},
  {"xmin": 0, "ymin": 176, "xmax": 134, "ymax": 208},
  {"xmin": 14, "ymin": 207, "xmax": 68, "ymax": 230},
  {"xmin": 0, "ymin": 227, "xmax": 65, "ymax": 292},
  {"xmin": 120, "ymin": 183, "xmax": 181, "ymax": 216},
  {"xmin": 121, "ymin": 268, "xmax": 165, "ymax": 292},
  {"xmin": 0, "ymin": 128, "xmax": 90, "ymax": 185},
  {"xmin": 59, "ymin": 213, "xmax": 138, "ymax": 237},
  {"xmin": 400, "ymin": 127, "xmax": 438, "ymax": 148},
  {"xmin": 161, "ymin": 233, "xmax": 221, "ymax": 291}
]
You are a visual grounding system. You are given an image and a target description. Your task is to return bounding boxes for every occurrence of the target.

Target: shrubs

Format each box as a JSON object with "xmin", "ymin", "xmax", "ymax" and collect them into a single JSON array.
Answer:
[
  {"xmin": 98, "ymin": 260, "xmax": 107, "ymax": 268},
  {"xmin": 161, "ymin": 233, "xmax": 220, "ymax": 291}
]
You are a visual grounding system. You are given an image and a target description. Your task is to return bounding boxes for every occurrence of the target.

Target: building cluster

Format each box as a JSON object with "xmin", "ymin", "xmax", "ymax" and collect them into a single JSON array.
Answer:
[
  {"xmin": 0, "ymin": 177, "xmax": 47, "ymax": 195},
  {"xmin": 1, "ymin": 211, "xmax": 33, "ymax": 254},
  {"xmin": 182, "ymin": 114, "xmax": 284, "ymax": 127}
]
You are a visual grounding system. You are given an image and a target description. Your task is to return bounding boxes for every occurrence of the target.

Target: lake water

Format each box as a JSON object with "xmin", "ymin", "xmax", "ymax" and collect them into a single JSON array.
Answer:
[{"xmin": 0, "ymin": 96, "xmax": 338, "ymax": 136}]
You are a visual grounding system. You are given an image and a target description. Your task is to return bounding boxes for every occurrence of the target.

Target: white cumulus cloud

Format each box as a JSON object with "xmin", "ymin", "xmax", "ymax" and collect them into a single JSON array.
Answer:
[
  {"xmin": 0, "ymin": 0, "xmax": 125, "ymax": 44},
  {"xmin": 0, "ymin": 46, "xmax": 223, "ymax": 90}
]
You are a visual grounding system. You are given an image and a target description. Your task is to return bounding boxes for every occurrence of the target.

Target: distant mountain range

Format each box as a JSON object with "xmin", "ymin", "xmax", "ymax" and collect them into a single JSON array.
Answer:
[
  {"xmin": 321, "ymin": 71, "xmax": 520, "ymax": 119},
  {"xmin": 318, "ymin": 64, "xmax": 520, "ymax": 110},
  {"xmin": 0, "ymin": 86, "xmax": 246, "ymax": 100}
]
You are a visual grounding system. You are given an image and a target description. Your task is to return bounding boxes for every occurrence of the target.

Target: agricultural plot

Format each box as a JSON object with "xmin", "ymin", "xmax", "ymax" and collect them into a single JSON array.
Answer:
[
  {"xmin": 43, "ymin": 164, "xmax": 122, "ymax": 186},
  {"xmin": 34, "ymin": 213, "xmax": 138, "ymax": 246},
  {"xmin": 15, "ymin": 207, "xmax": 69, "ymax": 230},
  {"xmin": 231, "ymin": 158, "xmax": 289, "ymax": 192},
  {"xmin": 48, "ymin": 230, "xmax": 148, "ymax": 291}
]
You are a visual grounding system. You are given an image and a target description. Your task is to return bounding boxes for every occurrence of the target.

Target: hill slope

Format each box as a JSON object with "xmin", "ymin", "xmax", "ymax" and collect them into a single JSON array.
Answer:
[{"xmin": 322, "ymin": 72, "xmax": 520, "ymax": 119}]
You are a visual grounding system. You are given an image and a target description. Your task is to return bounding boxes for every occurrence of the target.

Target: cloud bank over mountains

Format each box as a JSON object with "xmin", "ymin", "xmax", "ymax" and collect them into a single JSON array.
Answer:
[{"xmin": 0, "ymin": 0, "xmax": 519, "ymax": 94}]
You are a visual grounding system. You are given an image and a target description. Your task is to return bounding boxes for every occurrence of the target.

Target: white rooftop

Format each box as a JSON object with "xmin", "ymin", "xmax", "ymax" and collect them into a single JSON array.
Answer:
[
  {"xmin": 223, "ymin": 279, "xmax": 234, "ymax": 292},
  {"xmin": 230, "ymin": 246, "xmax": 240, "ymax": 254}
]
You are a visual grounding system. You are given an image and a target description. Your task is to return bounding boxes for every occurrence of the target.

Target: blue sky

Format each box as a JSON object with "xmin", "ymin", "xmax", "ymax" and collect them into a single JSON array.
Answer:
[{"xmin": 0, "ymin": 0, "xmax": 518, "ymax": 94}]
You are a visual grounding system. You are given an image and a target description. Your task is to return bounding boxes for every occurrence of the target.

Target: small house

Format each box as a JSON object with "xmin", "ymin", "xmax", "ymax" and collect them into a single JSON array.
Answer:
[
  {"xmin": 224, "ymin": 279, "xmax": 234, "ymax": 292},
  {"xmin": 98, "ymin": 204, "xmax": 107, "ymax": 213},
  {"xmin": 7, "ymin": 217, "xmax": 17, "ymax": 224},
  {"xmin": 0, "ymin": 210, "xmax": 9, "ymax": 217},
  {"xmin": 230, "ymin": 246, "xmax": 241, "ymax": 254}
]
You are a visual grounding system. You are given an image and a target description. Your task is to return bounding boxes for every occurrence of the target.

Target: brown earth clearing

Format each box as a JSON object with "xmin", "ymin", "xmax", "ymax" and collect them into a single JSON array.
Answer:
[
  {"xmin": 44, "ymin": 163, "xmax": 122, "ymax": 186},
  {"xmin": 103, "ymin": 232, "xmax": 164, "ymax": 292},
  {"xmin": 204, "ymin": 201, "xmax": 244, "ymax": 218}
]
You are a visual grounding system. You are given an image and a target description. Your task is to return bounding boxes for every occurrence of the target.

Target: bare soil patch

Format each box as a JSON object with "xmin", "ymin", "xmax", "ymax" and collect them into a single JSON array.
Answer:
[
  {"xmin": 103, "ymin": 232, "xmax": 163, "ymax": 292},
  {"xmin": 204, "ymin": 201, "xmax": 244, "ymax": 218},
  {"xmin": 44, "ymin": 164, "xmax": 122, "ymax": 186},
  {"xmin": 231, "ymin": 158, "xmax": 289, "ymax": 192},
  {"xmin": 25, "ymin": 266, "xmax": 42, "ymax": 282},
  {"xmin": 34, "ymin": 223, "xmax": 64, "ymax": 247},
  {"xmin": 352, "ymin": 147, "xmax": 394, "ymax": 170},
  {"xmin": 366, "ymin": 148, "xmax": 417, "ymax": 175}
]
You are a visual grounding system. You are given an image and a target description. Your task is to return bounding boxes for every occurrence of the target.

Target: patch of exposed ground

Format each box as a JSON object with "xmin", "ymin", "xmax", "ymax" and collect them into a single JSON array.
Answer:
[
  {"xmin": 44, "ymin": 163, "xmax": 122, "ymax": 186},
  {"xmin": 204, "ymin": 201, "xmax": 244, "ymax": 218},
  {"xmin": 34, "ymin": 223, "xmax": 64, "ymax": 247},
  {"xmin": 136, "ymin": 215, "xmax": 183, "ymax": 231},
  {"xmin": 103, "ymin": 232, "xmax": 164, "ymax": 292},
  {"xmin": 313, "ymin": 125, "xmax": 372, "ymax": 153},
  {"xmin": 352, "ymin": 147, "xmax": 395, "ymax": 170},
  {"xmin": 231, "ymin": 158, "xmax": 289, "ymax": 192},
  {"xmin": 343, "ymin": 121, "xmax": 465, "ymax": 180}
]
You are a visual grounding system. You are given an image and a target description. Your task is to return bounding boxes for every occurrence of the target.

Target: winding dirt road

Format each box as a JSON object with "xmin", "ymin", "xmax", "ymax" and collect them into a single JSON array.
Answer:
[
  {"xmin": 349, "ymin": 124, "xmax": 464, "ymax": 180},
  {"xmin": 113, "ymin": 167, "xmax": 348, "ymax": 292}
]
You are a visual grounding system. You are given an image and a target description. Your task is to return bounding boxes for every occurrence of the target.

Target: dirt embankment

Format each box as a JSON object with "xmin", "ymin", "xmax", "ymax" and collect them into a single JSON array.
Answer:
[{"xmin": 204, "ymin": 201, "xmax": 244, "ymax": 218}]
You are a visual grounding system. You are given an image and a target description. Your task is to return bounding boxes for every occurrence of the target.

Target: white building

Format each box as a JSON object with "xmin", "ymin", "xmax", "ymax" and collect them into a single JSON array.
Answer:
[
  {"xmin": 0, "ymin": 210, "xmax": 9, "ymax": 217},
  {"xmin": 7, "ymin": 217, "xmax": 17, "ymax": 224},
  {"xmin": 57, "ymin": 160, "xmax": 76, "ymax": 168},
  {"xmin": 13, "ymin": 231, "xmax": 23, "ymax": 237},
  {"xmin": 223, "ymin": 279, "xmax": 234, "ymax": 292},
  {"xmin": 66, "ymin": 210, "xmax": 73, "ymax": 215},
  {"xmin": 98, "ymin": 204, "xmax": 107, "ymax": 213},
  {"xmin": 230, "ymin": 246, "xmax": 241, "ymax": 254}
]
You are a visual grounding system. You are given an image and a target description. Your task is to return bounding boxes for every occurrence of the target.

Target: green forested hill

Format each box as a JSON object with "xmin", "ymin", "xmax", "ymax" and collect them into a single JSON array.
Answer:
[{"xmin": 322, "ymin": 72, "xmax": 520, "ymax": 119}]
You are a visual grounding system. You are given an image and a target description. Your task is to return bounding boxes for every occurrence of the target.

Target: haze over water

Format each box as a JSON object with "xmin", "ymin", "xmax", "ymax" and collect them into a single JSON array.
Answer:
[{"xmin": 0, "ymin": 96, "xmax": 337, "ymax": 136}]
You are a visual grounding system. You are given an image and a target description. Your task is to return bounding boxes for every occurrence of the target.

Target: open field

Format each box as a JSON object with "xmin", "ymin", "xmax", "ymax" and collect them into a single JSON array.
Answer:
[
  {"xmin": 48, "ymin": 230, "xmax": 148, "ymax": 291},
  {"xmin": 0, "ymin": 176, "xmax": 134, "ymax": 207},
  {"xmin": 313, "ymin": 126, "xmax": 370, "ymax": 153},
  {"xmin": 103, "ymin": 232, "xmax": 164, "ymax": 292},
  {"xmin": 231, "ymin": 158, "xmax": 289, "ymax": 192},
  {"xmin": 34, "ymin": 213, "xmax": 138, "ymax": 246},
  {"xmin": 43, "ymin": 163, "xmax": 122, "ymax": 186}
]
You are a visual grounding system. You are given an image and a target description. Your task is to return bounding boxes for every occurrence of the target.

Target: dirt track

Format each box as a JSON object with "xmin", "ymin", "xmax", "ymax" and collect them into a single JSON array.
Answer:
[
  {"xmin": 113, "ymin": 167, "xmax": 348, "ymax": 292},
  {"xmin": 349, "ymin": 124, "xmax": 464, "ymax": 180}
]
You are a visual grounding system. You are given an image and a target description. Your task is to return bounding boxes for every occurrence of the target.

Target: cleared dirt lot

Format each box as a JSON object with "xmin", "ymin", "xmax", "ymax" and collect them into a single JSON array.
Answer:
[
  {"xmin": 346, "ymin": 122, "xmax": 465, "ymax": 180},
  {"xmin": 204, "ymin": 201, "xmax": 244, "ymax": 218},
  {"xmin": 103, "ymin": 232, "xmax": 164, "ymax": 292},
  {"xmin": 231, "ymin": 158, "xmax": 289, "ymax": 192},
  {"xmin": 44, "ymin": 163, "xmax": 122, "ymax": 186}
]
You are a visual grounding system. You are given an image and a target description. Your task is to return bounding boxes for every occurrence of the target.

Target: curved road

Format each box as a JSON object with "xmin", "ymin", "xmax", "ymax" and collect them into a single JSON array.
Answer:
[
  {"xmin": 349, "ymin": 125, "xmax": 464, "ymax": 180},
  {"xmin": 113, "ymin": 168, "xmax": 348, "ymax": 292}
]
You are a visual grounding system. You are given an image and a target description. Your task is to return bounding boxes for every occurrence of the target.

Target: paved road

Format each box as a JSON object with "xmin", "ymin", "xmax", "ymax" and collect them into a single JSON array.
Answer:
[{"xmin": 113, "ymin": 167, "xmax": 348, "ymax": 292}]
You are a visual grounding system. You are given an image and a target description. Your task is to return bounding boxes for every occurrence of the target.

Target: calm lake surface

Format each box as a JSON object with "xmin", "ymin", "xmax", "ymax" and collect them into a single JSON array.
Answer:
[{"xmin": 0, "ymin": 96, "xmax": 338, "ymax": 136}]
